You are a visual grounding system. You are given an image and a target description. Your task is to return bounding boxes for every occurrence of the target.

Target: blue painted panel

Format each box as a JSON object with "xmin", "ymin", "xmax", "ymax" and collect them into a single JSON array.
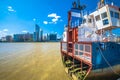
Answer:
[
  {"xmin": 71, "ymin": 16, "xmax": 82, "ymax": 27},
  {"xmin": 71, "ymin": 8, "xmax": 81, "ymax": 13},
  {"xmin": 70, "ymin": 8, "xmax": 83, "ymax": 28},
  {"xmin": 92, "ymin": 42, "xmax": 120, "ymax": 70}
]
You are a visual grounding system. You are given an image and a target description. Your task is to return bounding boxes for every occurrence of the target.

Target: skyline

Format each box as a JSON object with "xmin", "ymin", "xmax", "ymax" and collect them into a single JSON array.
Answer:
[{"xmin": 0, "ymin": 0, "xmax": 120, "ymax": 38}]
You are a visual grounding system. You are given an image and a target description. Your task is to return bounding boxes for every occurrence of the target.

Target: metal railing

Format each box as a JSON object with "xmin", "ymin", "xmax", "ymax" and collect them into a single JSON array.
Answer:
[
  {"xmin": 74, "ymin": 42, "xmax": 92, "ymax": 63},
  {"xmin": 61, "ymin": 42, "xmax": 67, "ymax": 52}
]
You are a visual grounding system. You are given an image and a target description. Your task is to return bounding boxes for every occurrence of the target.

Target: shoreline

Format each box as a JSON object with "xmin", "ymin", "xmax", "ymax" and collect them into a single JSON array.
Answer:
[{"xmin": 0, "ymin": 41, "xmax": 60, "ymax": 43}]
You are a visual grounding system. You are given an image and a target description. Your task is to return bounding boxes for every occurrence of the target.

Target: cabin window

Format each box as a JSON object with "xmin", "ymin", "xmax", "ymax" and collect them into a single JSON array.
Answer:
[
  {"xmin": 75, "ymin": 44, "xmax": 78, "ymax": 49},
  {"xmin": 110, "ymin": 11, "xmax": 114, "ymax": 17},
  {"xmin": 95, "ymin": 15, "xmax": 100, "ymax": 21},
  {"xmin": 75, "ymin": 51, "xmax": 78, "ymax": 55},
  {"xmin": 79, "ymin": 52, "xmax": 83, "ymax": 55},
  {"xmin": 79, "ymin": 44, "xmax": 84, "ymax": 51},
  {"xmin": 101, "ymin": 12, "xmax": 107, "ymax": 19},
  {"xmin": 83, "ymin": 19, "xmax": 86, "ymax": 24},
  {"xmin": 88, "ymin": 19, "xmax": 92, "ymax": 23},
  {"xmin": 103, "ymin": 19, "xmax": 109, "ymax": 25},
  {"xmin": 85, "ymin": 45, "xmax": 90, "ymax": 52},
  {"xmin": 115, "ymin": 12, "xmax": 119, "ymax": 19}
]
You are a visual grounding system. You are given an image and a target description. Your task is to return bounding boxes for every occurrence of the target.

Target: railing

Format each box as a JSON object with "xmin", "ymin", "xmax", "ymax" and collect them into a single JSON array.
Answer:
[
  {"xmin": 74, "ymin": 42, "xmax": 92, "ymax": 63},
  {"xmin": 61, "ymin": 41, "xmax": 92, "ymax": 64},
  {"xmin": 61, "ymin": 42, "xmax": 67, "ymax": 52}
]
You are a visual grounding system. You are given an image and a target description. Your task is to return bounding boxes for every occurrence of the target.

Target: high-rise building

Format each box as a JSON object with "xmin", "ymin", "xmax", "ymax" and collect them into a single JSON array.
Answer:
[
  {"xmin": 33, "ymin": 32, "xmax": 36, "ymax": 41},
  {"xmin": 14, "ymin": 34, "xmax": 24, "ymax": 42},
  {"xmin": 33, "ymin": 24, "xmax": 40, "ymax": 42},
  {"xmin": 14, "ymin": 33, "xmax": 33, "ymax": 42},
  {"xmin": 43, "ymin": 34, "xmax": 47, "ymax": 41},
  {"xmin": 6, "ymin": 35, "xmax": 13, "ymax": 42},
  {"xmin": 39, "ymin": 29, "xmax": 43, "ymax": 41},
  {"xmin": 47, "ymin": 33, "xmax": 57, "ymax": 41},
  {"xmin": 50, "ymin": 33, "xmax": 57, "ymax": 41},
  {"xmin": 47, "ymin": 33, "xmax": 50, "ymax": 41}
]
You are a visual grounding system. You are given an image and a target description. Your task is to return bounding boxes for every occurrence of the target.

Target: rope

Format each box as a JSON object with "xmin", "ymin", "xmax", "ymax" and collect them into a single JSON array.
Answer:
[{"xmin": 96, "ymin": 43, "xmax": 120, "ymax": 76}]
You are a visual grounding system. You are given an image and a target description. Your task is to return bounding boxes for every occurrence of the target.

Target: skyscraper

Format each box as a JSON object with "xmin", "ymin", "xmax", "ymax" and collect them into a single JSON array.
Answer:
[
  {"xmin": 39, "ymin": 29, "xmax": 43, "ymax": 41},
  {"xmin": 33, "ymin": 32, "xmax": 36, "ymax": 41},
  {"xmin": 13, "ymin": 33, "xmax": 33, "ymax": 42},
  {"xmin": 6, "ymin": 35, "xmax": 13, "ymax": 42},
  {"xmin": 49, "ymin": 33, "xmax": 57, "ymax": 41},
  {"xmin": 33, "ymin": 24, "xmax": 40, "ymax": 42},
  {"xmin": 47, "ymin": 33, "xmax": 57, "ymax": 41}
]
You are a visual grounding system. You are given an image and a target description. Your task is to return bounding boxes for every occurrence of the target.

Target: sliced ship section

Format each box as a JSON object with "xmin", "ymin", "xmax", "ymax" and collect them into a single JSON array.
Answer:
[{"xmin": 61, "ymin": 0, "xmax": 120, "ymax": 80}]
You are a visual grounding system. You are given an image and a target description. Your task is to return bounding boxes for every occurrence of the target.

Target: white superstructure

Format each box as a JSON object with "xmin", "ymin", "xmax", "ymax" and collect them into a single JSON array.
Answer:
[
  {"xmin": 81, "ymin": 5, "xmax": 120, "ymax": 42},
  {"xmin": 63, "ymin": 1, "xmax": 120, "ymax": 42}
]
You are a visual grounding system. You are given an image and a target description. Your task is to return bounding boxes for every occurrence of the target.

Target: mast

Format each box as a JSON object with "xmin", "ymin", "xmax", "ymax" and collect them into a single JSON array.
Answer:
[{"xmin": 98, "ymin": 0, "xmax": 105, "ymax": 9}]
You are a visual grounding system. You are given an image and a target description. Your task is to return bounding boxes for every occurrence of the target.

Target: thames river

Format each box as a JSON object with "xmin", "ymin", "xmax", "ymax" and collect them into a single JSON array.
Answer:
[{"xmin": 0, "ymin": 43, "xmax": 70, "ymax": 80}]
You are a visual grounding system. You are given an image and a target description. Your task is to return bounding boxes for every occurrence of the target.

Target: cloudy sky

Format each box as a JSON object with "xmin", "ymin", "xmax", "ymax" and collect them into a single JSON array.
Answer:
[{"xmin": 0, "ymin": 0, "xmax": 120, "ymax": 38}]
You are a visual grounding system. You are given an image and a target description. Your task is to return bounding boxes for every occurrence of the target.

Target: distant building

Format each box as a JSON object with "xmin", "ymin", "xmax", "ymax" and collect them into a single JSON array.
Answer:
[
  {"xmin": 14, "ymin": 34, "xmax": 24, "ymax": 42},
  {"xmin": 50, "ymin": 33, "xmax": 57, "ymax": 41},
  {"xmin": 33, "ymin": 32, "xmax": 37, "ymax": 41},
  {"xmin": 1, "ymin": 37, "xmax": 6, "ymax": 42},
  {"xmin": 6, "ymin": 35, "xmax": 13, "ymax": 42},
  {"xmin": 47, "ymin": 33, "xmax": 57, "ymax": 41},
  {"xmin": 43, "ymin": 35, "xmax": 47, "ymax": 41},
  {"xmin": 47, "ymin": 33, "xmax": 50, "ymax": 41},
  {"xmin": 33, "ymin": 24, "xmax": 40, "ymax": 42},
  {"xmin": 25, "ymin": 33, "xmax": 33, "ymax": 41},
  {"xmin": 14, "ymin": 33, "xmax": 33, "ymax": 42},
  {"xmin": 39, "ymin": 29, "xmax": 43, "ymax": 41}
]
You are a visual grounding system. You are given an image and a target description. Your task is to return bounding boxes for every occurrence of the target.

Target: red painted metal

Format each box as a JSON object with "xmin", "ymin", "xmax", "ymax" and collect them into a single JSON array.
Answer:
[{"xmin": 61, "ymin": 10, "xmax": 92, "ymax": 80}]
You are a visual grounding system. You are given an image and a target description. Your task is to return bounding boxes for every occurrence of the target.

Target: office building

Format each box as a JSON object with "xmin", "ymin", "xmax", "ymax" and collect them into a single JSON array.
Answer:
[
  {"xmin": 33, "ymin": 24, "xmax": 40, "ymax": 42},
  {"xmin": 14, "ymin": 33, "xmax": 33, "ymax": 42},
  {"xmin": 1, "ymin": 37, "xmax": 6, "ymax": 42},
  {"xmin": 47, "ymin": 33, "xmax": 57, "ymax": 41},
  {"xmin": 6, "ymin": 35, "xmax": 13, "ymax": 42},
  {"xmin": 39, "ymin": 29, "xmax": 43, "ymax": 41}
]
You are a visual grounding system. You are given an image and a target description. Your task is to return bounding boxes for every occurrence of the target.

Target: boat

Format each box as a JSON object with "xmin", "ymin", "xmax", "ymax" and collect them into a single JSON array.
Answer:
[{"xmin": 60, "ymin": 0, "xmax": 120, "ymax": 80}]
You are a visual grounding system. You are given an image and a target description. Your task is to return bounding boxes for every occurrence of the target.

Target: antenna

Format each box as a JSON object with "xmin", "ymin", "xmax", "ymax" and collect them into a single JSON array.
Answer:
[
  {"xmin": 72, "ymin": 1, "xmax": 77, "ymax": 8},
  {"xmin": 100, "ymin": 0, "xmax": 105, "ymax": 6},
  {"xmin": 101, "ymin": 0, "xmax": 105, "ymax": 4},
  {"xmin": 72, "ymin": 0, "xmax": 86, "ymax": 10},
  {"xmin": 77, "ymin": 0, "xmax": 80, "ymax": 8}
]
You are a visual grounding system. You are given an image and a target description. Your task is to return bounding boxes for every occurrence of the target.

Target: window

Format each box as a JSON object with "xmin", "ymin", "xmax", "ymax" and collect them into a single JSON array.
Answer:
[
  {"xmin": 75, "ymin": 51, "xmax": 78, "ymax": 55},
  {"xmin": 75, "ymin": 44, "xmax": 78, "ymax": 49},
  {"xmin": 103, "ymin": 19, "xmax": 109, "ymax": 25},
  {"xmin": 83, "ymin": 19, "xmax": 86, "ymax": 24},
  {"xmin": 110, "ymin": 11, "xmax": 114, "ymax": 17},
  {"xmin": 101, "ymin": 12, "xmax": 107, "ymax": 19},
  {"xmin": 115, "ymin": 12, "xmax": 119, "ymax": 19},
  {"xmin": 85, "ymin": 45, "xmax": 90, "ymax": 52},
  {"xmin": 88, "ymin": 19, "xmax": 92, "ymax": 23},
  {"xmin": 79, "ymin": 52, "xmax": 83, "ymax": 55},
  {"xmin": 79, "ymin": 44, "xmax": 84, "ymax": 51},
  {"xmin": 95, "ymin": 15, "xmax": 101, "ymax": 21}
]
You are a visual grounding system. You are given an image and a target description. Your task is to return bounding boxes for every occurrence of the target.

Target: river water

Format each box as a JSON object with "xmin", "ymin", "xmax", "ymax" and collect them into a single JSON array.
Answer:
[{"xmin": 0, "ymin": 43, "xmax": 70, "ymax": 80}]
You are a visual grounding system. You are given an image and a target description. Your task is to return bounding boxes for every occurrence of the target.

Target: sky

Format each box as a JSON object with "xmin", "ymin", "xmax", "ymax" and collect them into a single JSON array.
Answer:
[{"xmin": 0, "ymin": 0, "xmax": 120, "ymax": 38}]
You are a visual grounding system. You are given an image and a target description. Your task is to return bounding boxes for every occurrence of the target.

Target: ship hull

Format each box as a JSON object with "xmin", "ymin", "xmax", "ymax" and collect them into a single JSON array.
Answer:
[
  {"xmin": 61, "ymin": 42, "xmax": 120, "ymax": 80},
  {"xmin": 86, "ymin": 65, "xmax": 120, "ymax": 80},
  {"xmin": 62, "ymin": 55, "xmax": 120, "ymax": 80}
]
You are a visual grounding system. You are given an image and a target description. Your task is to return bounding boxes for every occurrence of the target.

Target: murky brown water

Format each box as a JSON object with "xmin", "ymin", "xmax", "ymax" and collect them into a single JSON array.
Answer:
[{"xmin": 0, "ymin": 43, "xmax": 70, "ymax": 80}]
